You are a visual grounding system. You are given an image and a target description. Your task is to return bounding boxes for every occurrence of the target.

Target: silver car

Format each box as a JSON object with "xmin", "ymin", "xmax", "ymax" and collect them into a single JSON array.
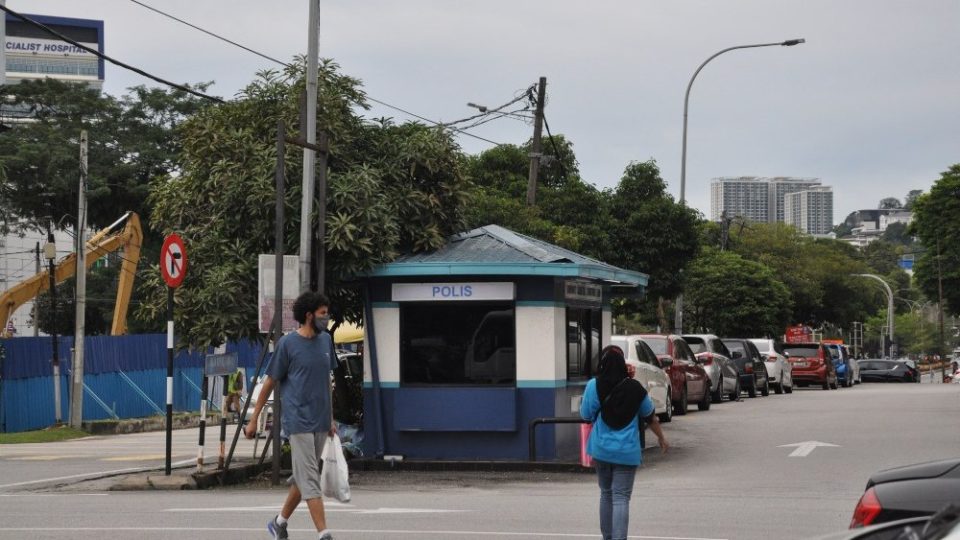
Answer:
[
  {"xmin": 683, "ymin": 334, "xmax": 740, "ymax": 402},
  {"xmin": 611, "ymin": 335, "xmax": 673, "ymax": 422},
  {"xmin": 750, "ymin": 338, "xmax": 794, "ymax": 394}
]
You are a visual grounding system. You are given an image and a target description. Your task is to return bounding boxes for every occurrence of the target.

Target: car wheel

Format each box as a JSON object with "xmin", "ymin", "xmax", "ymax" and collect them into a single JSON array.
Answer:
[
  {"xmin": 729, "ymin": 378, "xmax": 741, "ymax": 402},
  {"xmin": 830, "ymin": 379, "xmax": 838, "ymax": 390},
  {"xmin": 658, "ymin": 390, "xmax": 673, "ymax": 423},
  {"xmin": 747, "ymin": 380, "xmax": 757, "ymax": 398},
  {"xmin": 822, "ymin": 380, "xmax": 830, "ymax": 390},
  {"xmin": 785, "ymin": 381, "xmax": 793, "ymax": 394},
  {"xmin": 902, "ymin": 374, "xmax": 912, "ymax": 383},
  {"xmin": 761, "ymin": 378, "xmax": 770, "ymax": 397},
  {"xmin": 697, "ymin": 384, "xmax": 711, "ymax": 411},
  {"xmin": 674, "ymin": 386, "xmax": 688, "ymax": 416},
  {"xmin": 774, "ymin": 376, "xmax": 784, "ymax": 395},
  {"xmin": 711, "ymin": 376, "xmax": 724, "ymax": 403}
]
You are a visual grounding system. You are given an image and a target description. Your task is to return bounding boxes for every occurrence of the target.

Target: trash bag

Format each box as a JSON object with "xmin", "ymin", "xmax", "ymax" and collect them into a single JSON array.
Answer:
[{"xmin": 320, "ymin": 433, "xmax": 351, "ymax": 502}]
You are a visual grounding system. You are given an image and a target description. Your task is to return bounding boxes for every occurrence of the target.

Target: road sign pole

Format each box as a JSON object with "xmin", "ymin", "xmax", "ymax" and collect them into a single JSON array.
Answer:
[
  {"xmin": 218, "ymin": 373, "xmax": 228, "ymax": 469},
  {"xmin": 165, "ymin": 286, "xmax": 174, "ymax": 475},
  {"xmin": 197, "ymin": 374, "xmax": 208, "ymax": 473}
]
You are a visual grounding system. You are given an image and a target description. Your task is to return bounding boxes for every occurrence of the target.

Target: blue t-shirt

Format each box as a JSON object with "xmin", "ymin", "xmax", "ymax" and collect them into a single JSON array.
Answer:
[
  {"xmin": 579, "ymin": 378, "xmax": 655, "ymax": 466},
  {"xmin": 267, "ymin": 331, "xmax": 336, "ymax": 435}
]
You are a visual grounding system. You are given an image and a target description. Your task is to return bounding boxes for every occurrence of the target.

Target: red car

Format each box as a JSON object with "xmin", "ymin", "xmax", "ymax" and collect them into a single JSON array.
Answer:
[
  {"xmin": 782, "ymin": 342, "xmax": 838, "ymax": 390},
  {"xmin": 638, "ymin": 334, "xmax": 711, "ymax": 415}
]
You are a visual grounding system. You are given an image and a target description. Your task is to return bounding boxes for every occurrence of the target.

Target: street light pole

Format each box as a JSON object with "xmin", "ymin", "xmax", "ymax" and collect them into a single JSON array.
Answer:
[
  {"xmin": 674, "ymin": 38, "xmax": 805, "ymax": 333},
  {"xmin": 853, "ymin": 273, "xmax": 895, "ymax": 358}
]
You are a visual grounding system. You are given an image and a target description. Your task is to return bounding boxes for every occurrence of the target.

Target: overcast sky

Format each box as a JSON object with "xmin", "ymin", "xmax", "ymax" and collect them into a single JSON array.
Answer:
[{"xmin": 17, "ymin": 0, "xmax": 960, "ymax": 224}]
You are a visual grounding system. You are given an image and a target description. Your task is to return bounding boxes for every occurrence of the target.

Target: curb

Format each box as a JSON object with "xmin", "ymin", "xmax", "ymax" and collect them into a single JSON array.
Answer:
[{"xmin": 348, "ymin": 459, "xmax": 592, "ymax": 474}]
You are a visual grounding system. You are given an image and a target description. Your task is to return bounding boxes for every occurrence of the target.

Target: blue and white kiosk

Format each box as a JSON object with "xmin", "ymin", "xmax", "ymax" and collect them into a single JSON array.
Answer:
[{"xmin": 361, "ymin": 225, "xmax": 648, "ymax": 461}]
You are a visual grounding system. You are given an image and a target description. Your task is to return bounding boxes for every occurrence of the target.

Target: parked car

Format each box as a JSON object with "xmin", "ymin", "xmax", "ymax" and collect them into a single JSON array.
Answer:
[
  {"xmin": 825, "ymin": 343, "xmax": 856, "ymax": 388},
  {"xmin": 812, "ymin": 513, "xmax": 957, "ymax": 540},
  {"xmin": 638, "ymin": 334, "xmax": 711, "ymax": 415},
  {"xmin": 750, "ymin": 338, "xmax": 794, "ymax": 394},
  {"xmin": 722, "ymin": 338, "xmax": 770, "ymax": 398},
  {"xmin": 849, "ymin": 458, "xmax": 960, "ymax": 528},
  {"xmin": 683, "ymin": 334, "xmax": 740, "ymax": 402},
  {"xmin": 611, "ymin": 335, "xmax": 673, "ymax": 422},
  {"xmin": 857, "ymin": 359, "xmax": 920, "ymax": 383},
  {"xmin": 782, "ymin": 342, "xmax": 838, "ymax": 390}
]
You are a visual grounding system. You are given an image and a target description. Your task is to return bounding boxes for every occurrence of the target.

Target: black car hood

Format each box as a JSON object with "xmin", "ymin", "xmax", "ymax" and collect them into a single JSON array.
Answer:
[{"xmin": 868, "ymin": 458, "xmax": 960, "ymax": 488}]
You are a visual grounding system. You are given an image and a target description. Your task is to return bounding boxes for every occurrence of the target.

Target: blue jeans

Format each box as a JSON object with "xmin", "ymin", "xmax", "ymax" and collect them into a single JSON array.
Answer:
[{"xmin": 594, "ymin": 459, "xmax": 637, "ymax": 540}]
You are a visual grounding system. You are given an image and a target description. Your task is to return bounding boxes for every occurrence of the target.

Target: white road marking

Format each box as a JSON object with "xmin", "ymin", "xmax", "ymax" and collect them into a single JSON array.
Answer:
[
  {"xmin": 778, "ymin": 440, "xmax": 840, "ymax": 457},
  {"xmin": 0, "ymin": 527, "xmax": 726, "ymax": 539},
  {"xmin": 0, "ymin": 458, "xmax": 194, "ymax": 489}
]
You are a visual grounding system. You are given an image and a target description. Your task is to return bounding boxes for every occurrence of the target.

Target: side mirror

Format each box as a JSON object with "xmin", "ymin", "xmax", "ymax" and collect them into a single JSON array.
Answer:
[
  {"xmin": 783, "ymin": 352, "xmax": 791, "ymax": 358},
  {"xmin": 660, "ymin": 357, "xmax": 673, "ymax": 368},
  {"xmin": 732, "ymin": 351, "xmax": 744, "ymax": 360}
]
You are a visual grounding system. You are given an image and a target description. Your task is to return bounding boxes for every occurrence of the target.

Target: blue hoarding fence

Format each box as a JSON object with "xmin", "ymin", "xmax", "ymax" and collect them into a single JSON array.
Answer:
[{"xmin": 0, "ymin": 335, "xmax": 270, "ymax": 433}]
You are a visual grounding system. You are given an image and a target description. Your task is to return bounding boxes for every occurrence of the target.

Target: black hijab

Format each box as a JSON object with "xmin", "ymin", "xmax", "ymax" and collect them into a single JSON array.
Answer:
[{"xmin": 596, "ymin": 345, "xmax": 647, "ymax": 430}]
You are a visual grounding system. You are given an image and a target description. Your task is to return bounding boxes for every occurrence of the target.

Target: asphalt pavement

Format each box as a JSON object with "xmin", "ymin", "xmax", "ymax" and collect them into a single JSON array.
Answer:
[{"xmin": 0, "ymin": 382, "xmax": 957, "ymax": 540}]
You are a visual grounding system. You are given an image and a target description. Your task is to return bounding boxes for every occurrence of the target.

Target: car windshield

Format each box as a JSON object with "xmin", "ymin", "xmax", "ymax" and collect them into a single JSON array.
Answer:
[
  {"xmin": 826, "ymin": 346, "xmax": 840, "ymax": 359},
  {"xmin": 723, "ymin": 341, "xmax": 746, "ymax": 356},
  {"xmin": 860, "ymin": 361, "xmax": 895, "ymax": 370},
  {"xmin": 784, "ymin": 346, "xmax": 819, "ymax": 357},
  {"xmin": 641, "ymin": 337, "xmax": 668, "ymax": 355},
  {"xmin": 684, "ymin": 337, "xmax": 707, "ymax": 354}
]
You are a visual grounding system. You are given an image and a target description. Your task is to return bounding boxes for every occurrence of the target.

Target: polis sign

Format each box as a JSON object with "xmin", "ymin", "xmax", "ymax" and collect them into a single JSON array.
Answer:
[{"xmin": 392, "ymin": 282, "xmax": 515, "ymax": 302}]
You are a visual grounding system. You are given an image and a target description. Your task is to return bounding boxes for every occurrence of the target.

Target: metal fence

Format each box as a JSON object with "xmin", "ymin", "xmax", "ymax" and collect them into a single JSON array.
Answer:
[{"xmin": 0, "ymin": 335, "xmax": 267, "ymax": 433}]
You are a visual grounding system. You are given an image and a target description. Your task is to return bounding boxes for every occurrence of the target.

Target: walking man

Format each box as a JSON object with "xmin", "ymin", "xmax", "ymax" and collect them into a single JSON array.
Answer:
[{"xmin": 245, "ymin": 291, "xmax": 338, "ymax": 540}]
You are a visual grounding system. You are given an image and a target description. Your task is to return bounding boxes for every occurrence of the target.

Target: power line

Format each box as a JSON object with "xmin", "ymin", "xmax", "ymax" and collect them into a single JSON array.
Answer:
[
  {"xmin": 125, "ymin": 0, "xmax": 507, "ymax": 146},
  {"xmin": 0, "ymin": 4, "xmax": 223, "ymax": 104}
]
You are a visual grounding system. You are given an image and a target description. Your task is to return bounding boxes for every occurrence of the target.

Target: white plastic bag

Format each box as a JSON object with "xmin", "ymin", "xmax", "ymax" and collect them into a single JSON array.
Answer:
[{"xmin": 320, "ymin": 433, "xmax": 351, "ymax": 502}]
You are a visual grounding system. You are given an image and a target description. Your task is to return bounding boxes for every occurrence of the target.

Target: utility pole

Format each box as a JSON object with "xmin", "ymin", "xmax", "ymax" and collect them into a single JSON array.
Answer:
[
  {"xmin": 44, "ymin": 230, "xmax": 60, "ymax": 424},
  {"xmin": 298, "ymin": 0, "xmax": 320, "ymax": 293},
  {"xmin": 33, "ymin": 243, "xmax": 39, "ymax": 336},
  {"xmin": 526, "ymin": 76, "xmax": 546, "ymax": 206},
  {"xmin": 69, "ymin": 130, "xmax": 88, "ymax": 429},
  {"xmin": 937, "ymin": 239, "xmax": 946, "ymax": 381}
]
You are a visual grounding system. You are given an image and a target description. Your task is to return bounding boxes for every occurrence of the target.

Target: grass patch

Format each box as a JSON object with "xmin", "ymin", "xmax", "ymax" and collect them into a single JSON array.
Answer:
[{"xmin": 0, "ymin": 425, "xmax": 88, "ymax": 444}]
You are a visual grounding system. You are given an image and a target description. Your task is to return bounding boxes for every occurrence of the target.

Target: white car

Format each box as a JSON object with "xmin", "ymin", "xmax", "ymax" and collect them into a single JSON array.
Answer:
[
  {"xmin": 611, "ymin": 335, "xmax": 673, "ymax": 422},
  {"xmin": 749, "ymin": 338, "xmax": 793, "ymax": 394}
]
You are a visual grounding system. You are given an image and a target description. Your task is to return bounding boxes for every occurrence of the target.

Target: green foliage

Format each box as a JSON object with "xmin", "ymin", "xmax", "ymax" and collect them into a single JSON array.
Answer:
[
  {"xmin": 879, "ymin": 197, "xmax": 903, "ymax": 209},
  {"xmin": 140, "ymin": 60, "xmax": 469, "ymax": 348},
  {"xmin": 0, "ymin": 79, "xmax": 212, "ymax": 234},
  {"xmin": 33, "ymin": 264, "xmax": 120, "ymax": 336},
  {"xmin": 880, "ymin": 222, "xmax": 913, "ymax": 246},
  {"xmin": 863, "ymin": 240, "xmax": 901, "ymax": 275},
  {"xmin": 910, "ymin": 164, "xmax": 960, "ymax": 317},
  {"xmin": 904, "ymin": 189, "xmax": 923, "ymax": 211},
  {"xmin": 683, "ymin": 248, "xmax": 792, "ymax": 337}
]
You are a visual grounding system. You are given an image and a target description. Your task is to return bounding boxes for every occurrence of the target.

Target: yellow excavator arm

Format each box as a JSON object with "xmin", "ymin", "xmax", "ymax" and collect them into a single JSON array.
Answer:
[{"xmin": 0, "ymin": 211, "xmax": 143, "ymax": 336}]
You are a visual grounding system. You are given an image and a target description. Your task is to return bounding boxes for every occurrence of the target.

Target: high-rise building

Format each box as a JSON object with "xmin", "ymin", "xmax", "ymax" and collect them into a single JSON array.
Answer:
[
  {"xmin": 784, "ymin": 187, "xmax": 834, "ymax": 235},
  {"xmin": 767, "ymin": 177, "xmax": 822, "ymax": 223},
  {"xmin": 4, "ymin": 13, "xmax": 105, "ymax": 88},
  {"xmin": 710, "ymin": 177, "xmax": 770, "ymax": 222}
]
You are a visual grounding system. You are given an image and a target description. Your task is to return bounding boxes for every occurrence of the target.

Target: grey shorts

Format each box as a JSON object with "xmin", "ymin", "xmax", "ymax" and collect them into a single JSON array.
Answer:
[{"xmin": 287, "ymin": 432, "xmax": 328, "ymax": 500}]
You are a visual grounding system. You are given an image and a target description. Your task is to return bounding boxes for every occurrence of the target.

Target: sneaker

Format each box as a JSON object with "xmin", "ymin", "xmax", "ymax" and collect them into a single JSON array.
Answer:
[
  {"xmin": 266, "ymin": 516, "xmax": 288, "ymax": 540},
  {"xmin": 319, "ymin": 533, "xmax": 334, "ymax": 540}
]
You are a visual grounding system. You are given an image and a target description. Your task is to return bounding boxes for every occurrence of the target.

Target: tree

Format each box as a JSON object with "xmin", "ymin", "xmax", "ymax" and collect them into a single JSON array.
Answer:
[
  {"xmin": 683, "ymin": 248, "xmax": 792, "ymax": 337},
  {"xmin": 904, "ymin": 189, "xmax": 923, "ymax": 211},
  {"xmin": 910, "ymin": 164, "xmax": 960, "ymax": 317},
  {"xmin": 880, "ymin": 222, "xmax": 913, "ymax": 246},
  {"xmin": 879, "ymin": 197, "xmax": 903, "ymax": 209},
  {"xmin": 139, "ymin": 60, "xmax": 471, "ymax": 348},
  {"xmin": 0, "ymin": 79, "xmax": 212, "ymax": 234},
  {"xmin": 605, "ymin": 160, "xmax": 701, "ymax": 329},
  {"xmin": 863, "ymin": 240, "xmax": 900, "ymax": 275}
]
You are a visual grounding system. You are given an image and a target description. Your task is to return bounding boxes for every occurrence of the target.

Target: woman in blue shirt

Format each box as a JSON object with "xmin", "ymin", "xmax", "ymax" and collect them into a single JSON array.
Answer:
[{"xmin": 580, "ymin": 345, "xmax": 669, "ymax": 540}]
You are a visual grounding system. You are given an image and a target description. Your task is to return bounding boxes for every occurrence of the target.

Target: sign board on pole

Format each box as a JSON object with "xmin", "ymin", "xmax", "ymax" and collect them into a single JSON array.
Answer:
[
  {"xmin": 160, "ymin": 234, "xmax": 188, "ymax": 288},
  {"xmin": 204, "ymin": 352, "xmax": 239, "ymax": 377},
  {"xmin": 785, "ymin": 325, "xmax": 813, "ymax": 344},
  {"xmin": 258, "ymin": 254, "xmax": 300, "ymax": 333}
]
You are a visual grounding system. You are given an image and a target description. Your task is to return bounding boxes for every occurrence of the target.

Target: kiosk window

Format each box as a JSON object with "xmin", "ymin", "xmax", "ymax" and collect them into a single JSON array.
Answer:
[
  {"xmin": 400, "ymin": 303, "xmax": 516, "ymax": 385},
  {"xmin": 567, "ymin": 307, "xmax": 602, "ymax": 380}
]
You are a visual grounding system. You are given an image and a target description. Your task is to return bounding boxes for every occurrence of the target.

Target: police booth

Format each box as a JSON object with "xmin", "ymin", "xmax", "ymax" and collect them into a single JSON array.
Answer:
[{"xmin": 360, "ymin": 225, "xmax": 647, "ymax": 461}]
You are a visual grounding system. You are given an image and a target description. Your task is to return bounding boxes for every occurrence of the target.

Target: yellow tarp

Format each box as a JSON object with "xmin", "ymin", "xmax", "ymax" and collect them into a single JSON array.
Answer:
[{"xmin": 333, "ymin": 321, "xmax": 364, "ymax": 344}]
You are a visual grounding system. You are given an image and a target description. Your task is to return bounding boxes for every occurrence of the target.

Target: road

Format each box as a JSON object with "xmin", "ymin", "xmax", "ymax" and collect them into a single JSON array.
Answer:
[
  {"xmin": 0, "ymin": 423, "xmax": 261, "ymax": 491},
  {"xmin": 0, "ymin": 382, "xmax": 957, "ymax": 540}
]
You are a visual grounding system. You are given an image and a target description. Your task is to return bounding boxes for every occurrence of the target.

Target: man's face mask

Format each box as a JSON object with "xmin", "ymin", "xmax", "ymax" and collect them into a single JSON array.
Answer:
[{"xmin": 313, "ymin": 313, "xmax": 330, "ymax": 333}]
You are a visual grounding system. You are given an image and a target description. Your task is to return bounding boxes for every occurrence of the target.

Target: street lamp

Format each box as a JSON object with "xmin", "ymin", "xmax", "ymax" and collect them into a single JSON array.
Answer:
[
  {"xmin": 853, "ymin": 273, "xmax": 895, "ymax": 358},
  {"xmin": 674, "ymin": 38, "xmax": 806, "ymax": 333},
  {"xmin": 43, "ymin": 230, "xmax": 61, "ymax": 424}
]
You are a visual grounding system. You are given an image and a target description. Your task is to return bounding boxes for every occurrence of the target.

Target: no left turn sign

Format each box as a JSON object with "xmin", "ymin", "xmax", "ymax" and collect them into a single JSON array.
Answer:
[{"xmin": 160, "ymin": 234, "xmax": 188, "ymax": 288}]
